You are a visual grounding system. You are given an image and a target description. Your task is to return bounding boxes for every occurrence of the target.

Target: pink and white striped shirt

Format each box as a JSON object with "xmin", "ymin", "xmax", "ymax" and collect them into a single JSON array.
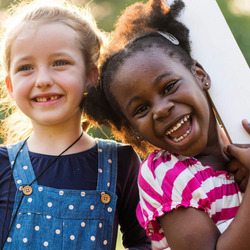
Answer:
[{"xmin": 136, "ymin": 150, "xmax": 242, "ymax": 250}]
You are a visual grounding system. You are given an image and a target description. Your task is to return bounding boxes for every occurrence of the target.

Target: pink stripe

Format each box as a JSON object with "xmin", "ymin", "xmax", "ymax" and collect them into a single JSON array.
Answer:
[
  {"xmin": 211, "ymin": 206, "xmax": 239, "ymax": 223},
  {"xmin": 161, "ymin": 161, "xmax": 187, "ymax": 209},
  {"xmin": 146, "ymin": 152, "xmax": 171, "ymax": 178},
  {"xmin": 181, "ymin": 177, "xmax": 203, "ymax": 206},
  {"xmin": 206, "ymin": 183, "xmax": 240, "ymax": 203},
  {"xmin": 136, "ymin": 203, "xmax": 148, "ymax": 227},
  {"xmin": 194, "ymin": 168, "xmax": 214, "ymax": 182},
  {"xmin": 136, "ymin": 203, "xmax": 143, "ymax": 221},
  {"xmin": 138, "ymin": 172, "xmax": 164, "ymax": 206},
  {"xmin": 194, "ymin": 166, "xmax": 232, "ymax": 182}
]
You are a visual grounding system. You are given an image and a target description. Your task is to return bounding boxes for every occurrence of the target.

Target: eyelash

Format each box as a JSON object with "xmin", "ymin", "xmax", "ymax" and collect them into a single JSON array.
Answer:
[
  {"xmin": 53, "ymin": 60, "xmax": 69, "ymax": 67},
  {"xmin": 133, "ymin": 81, "xmax": 178, "ymax": 117},
  {"xmin": 134, "ymin": 105, "xmax": 149, "ymax": 116},
  {"xmin": 17, "ymin": 60, "xmax": 69, "ymax": 72},
  {"xmin": 163, "ymin": 81, "xmax": 177, "ymax": 95},
  {"xmin": 18, "ymin": 65, "xmax": 33, "ymax": 72}
]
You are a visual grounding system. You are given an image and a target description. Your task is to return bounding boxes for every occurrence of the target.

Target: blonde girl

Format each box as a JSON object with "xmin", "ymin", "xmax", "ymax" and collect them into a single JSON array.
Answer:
[{"xmin": 0, "ymin": 1, "xmax": 151, "ymax": 249}]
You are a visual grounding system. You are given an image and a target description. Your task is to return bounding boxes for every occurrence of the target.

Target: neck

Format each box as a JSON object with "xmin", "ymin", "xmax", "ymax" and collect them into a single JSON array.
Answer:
[
  {"xmin": 27, "ymin": 122, "xmax": 96, "ymax": 155},
  {"xmin": 195, "ymin": 118, "xmax": 230, "ymax": 172}
]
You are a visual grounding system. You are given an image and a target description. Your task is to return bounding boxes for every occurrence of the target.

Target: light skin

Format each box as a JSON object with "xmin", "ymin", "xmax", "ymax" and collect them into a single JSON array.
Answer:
[
  {"xmin": 110, "ymin": 47, "xmax": 250, "ymax": 249},
  {"xmin": 6, "ymin": 22, "xmax": 96, "ymax": 155}
]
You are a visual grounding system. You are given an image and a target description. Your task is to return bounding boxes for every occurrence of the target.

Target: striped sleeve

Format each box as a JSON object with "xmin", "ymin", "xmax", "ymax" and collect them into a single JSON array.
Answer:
[{"xmin": 136, "ymin": 150, "xmax": 210, "ymax": 242}]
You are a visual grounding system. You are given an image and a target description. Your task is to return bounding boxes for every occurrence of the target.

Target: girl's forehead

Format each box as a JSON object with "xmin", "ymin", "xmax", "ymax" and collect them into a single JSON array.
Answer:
[
  {"xmin": 16, "ymin": 21, "xmax": 74, "ymax": 39},
  {"xmin": 117, "ymin": 47, "xmax": 175, "ymax": 75}
]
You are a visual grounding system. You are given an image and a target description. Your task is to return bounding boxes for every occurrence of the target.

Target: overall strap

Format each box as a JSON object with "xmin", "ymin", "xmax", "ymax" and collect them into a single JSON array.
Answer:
[
  {"xmin": 96, "ymin": 139, "xmax": 117, "ymax": 193},
  {"xmin": 7, "ymin": 140, "xmax": 37, "ymax": 188}
]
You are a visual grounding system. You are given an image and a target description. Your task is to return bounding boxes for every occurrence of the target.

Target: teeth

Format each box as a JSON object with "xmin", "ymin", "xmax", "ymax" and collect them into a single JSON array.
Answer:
[
  {"xmin": 35, "ymin": 96, "xmax": 59, "ymax": 102},
  {"xmin": 165, "ymin": 115, "xmax": 190, "ymax": 136},
  {"xmin": 165, "ymin": 114, "xmax": 191, "ymax": 143},
  {"xmin": 173, "ymin": 126, "xmax": 191, "ymax": 142},
  {"xmin": 36, "ymin": 97, "xmax": 47, "ymax": 102},
  {"xmin": 50, "ymin": 96, "xmax": 60, "ymax": 101}
]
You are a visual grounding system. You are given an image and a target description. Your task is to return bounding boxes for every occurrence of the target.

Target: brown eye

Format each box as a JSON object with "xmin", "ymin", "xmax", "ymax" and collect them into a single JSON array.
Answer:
[
  {"xmin": 134, "ymin": 105, "xmax": 149, "ymax": 116},
  {"xmin": 164, "ymin": 81, "xmax": 176, "ymax": 95}
]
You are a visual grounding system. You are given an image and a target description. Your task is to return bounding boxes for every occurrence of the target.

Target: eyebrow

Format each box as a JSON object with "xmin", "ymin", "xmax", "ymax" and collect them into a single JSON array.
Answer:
[
  {"xmin": 153, "ymin": 71, "xmax": 172, "ymax": 87},
  {"xmin": 126, "ymin": 71, "xmax": 173, "ymax": 110}
]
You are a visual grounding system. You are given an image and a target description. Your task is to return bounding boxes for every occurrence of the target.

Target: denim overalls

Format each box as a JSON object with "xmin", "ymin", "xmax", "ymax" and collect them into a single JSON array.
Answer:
[{"xmin": 4, "ymin": 139, "xmax": 117, "ymax": 249}]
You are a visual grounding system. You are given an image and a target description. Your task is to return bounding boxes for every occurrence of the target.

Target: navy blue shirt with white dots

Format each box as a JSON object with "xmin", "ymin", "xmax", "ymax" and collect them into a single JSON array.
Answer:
[{"xmin": 0, "ymin": 143, "xmax": 151, "ymax": 249}]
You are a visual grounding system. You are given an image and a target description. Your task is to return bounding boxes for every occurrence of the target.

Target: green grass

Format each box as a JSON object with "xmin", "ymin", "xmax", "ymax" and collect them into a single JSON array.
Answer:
[{"xmin": 115, "ymin": 230, "xmax": 124, "ymax": 249}]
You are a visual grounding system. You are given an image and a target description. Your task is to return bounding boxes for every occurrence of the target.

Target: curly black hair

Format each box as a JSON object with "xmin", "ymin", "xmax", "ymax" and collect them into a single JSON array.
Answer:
[{"xmin": 83, "ymin": 0, "xmax": 194, "ymax": 157}]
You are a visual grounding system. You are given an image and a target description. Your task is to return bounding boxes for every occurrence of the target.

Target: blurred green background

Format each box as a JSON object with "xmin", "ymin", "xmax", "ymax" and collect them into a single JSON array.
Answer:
[{"xmin": 0, "ymin": 0, "xmax": 249, "ymax": 249}]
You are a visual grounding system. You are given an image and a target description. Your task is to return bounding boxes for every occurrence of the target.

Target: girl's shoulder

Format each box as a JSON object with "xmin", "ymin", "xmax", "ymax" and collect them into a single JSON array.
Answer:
[
  {"xmin": 141, "ymin": 149, "xmax": 197, "ymax": 171},
  {"xmin": 116, "ymin": 142, "xmax": 141, "ymax": 171},
  {"xmin": 98, "ymin": 139, "xmax": 140, "ymax": 163},
  {"xmin": 139, "ymin": 149, "xmax": 232, "ymax": 189}
]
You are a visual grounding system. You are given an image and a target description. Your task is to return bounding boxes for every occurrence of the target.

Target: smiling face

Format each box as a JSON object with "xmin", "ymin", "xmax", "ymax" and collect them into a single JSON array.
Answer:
[
  {"xmin": 6, "ymin": 22, "xmax": 86, "ymax": 128},
  {"xmin": 111, "ymin": 47, "xmax": 212, "ymax": 156}
]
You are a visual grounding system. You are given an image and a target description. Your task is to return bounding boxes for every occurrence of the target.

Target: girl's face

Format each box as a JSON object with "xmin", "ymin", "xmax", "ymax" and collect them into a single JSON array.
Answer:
[
  {"xmin": 111, "ymin": 47, "xmax": 212, "ymax": 156},
  {"xmin": 6, "ymin": 22, "xmax": 87, "ymax": 128}
]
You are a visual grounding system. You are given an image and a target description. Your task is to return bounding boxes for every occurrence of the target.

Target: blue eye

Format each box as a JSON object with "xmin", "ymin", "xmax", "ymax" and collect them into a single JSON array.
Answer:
[
  {"xmin": 54, "ymin": 60, "xmax": 68, "ymax": 66},
  {"xmin": 18, "ymin": 65, "xmax": 33, "ymax": 71}
]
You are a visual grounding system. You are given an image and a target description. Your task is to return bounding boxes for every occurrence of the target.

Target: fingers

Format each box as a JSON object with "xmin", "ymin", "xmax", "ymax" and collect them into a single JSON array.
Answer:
[
  {"xmin": 227, "ymin": 159, "xmax": 243, "ymax": 173},
  {"xmin": 226, "ymin": 144, "xmax": 250, "ymax": 169},
  {"xmin": 227, "ymin": 159, "xmax": 249, "ymax": 192},
  {"xmin": 242, "ymin": 119, "xmax": 250, "ymax": 134},
  {"xmin": 234, "ymin": 167, "xmax": 249, "ymax": 184},
  {"xmin": 239, "ymin": 177, "xmax": 248, "ymax": 192}
]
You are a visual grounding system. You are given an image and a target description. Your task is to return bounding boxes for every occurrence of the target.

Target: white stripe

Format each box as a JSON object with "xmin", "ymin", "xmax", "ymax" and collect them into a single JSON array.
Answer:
[
  {"xmin": 209, "ymin": 192, "xmax": 242, "ymax": 215},
  {"xmin": 171, "ymin": 168, "xmax": 195, "ymax": 201},
  {"xmin": 140, "ymin": 160, "xmax": 164, "ymax": 196},
  {"xmin": 189, "ymin": 186, "xmax": 209, "ymax": 206},
  {"xmin": 154, "ymin": 156, "xmax": 179, "ymax": 188},
  {"xmin": 138, "ymin": 191, "xmax": 161, "ymax": 222}
]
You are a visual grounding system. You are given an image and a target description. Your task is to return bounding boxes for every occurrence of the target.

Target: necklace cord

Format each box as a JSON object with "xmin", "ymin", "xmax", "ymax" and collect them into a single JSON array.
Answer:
[
  {"xmin": 1, "ymin": 131, "xmax": 83, "ymax": 249},
  {"xmin": 30, "ymin": 131, "xmax": 83, "ymax": 186}
]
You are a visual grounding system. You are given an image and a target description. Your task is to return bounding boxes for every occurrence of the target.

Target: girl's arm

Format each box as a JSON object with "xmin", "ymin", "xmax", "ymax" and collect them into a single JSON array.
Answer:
[
  {"xmin": 117, "ymin": 145, "xmax": 151, "ymax": 249},
  {"xmin": 158, "ymin": 140, "xmax": 250, "ymax": 249}
]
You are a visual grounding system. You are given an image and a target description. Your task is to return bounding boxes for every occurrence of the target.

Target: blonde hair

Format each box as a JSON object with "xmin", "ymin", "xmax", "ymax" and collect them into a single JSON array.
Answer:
[{"xmin": 0, "ymin": 0, "xmax": 105, "ymax": 144}]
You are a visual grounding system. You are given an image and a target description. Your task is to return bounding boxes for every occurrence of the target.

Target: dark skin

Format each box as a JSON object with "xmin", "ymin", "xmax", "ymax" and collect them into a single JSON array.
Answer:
[
  {"xmin": 159, "ymin": 126, "xmax": 250, "ymax": 250},
  {"xmin": 225, "ymin": 120, "xmax": 250, "ymax": 192},
  {"xmin": 111, "ymin": 47, "xmax": 250, "ymax": 249},
  {"xmin": 158, "ymin": 127, "xmax": 250, "ymax": 250}
]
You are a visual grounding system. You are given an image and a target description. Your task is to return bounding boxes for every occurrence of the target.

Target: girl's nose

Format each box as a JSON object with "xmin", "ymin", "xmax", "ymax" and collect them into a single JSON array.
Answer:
[
  {"xmin": 35, "ymin": 67, "xmax": 53, "ymax": 88},
  {"xmin": 153, "ymin": 99, "xmax": 174, "ymax": 120}
]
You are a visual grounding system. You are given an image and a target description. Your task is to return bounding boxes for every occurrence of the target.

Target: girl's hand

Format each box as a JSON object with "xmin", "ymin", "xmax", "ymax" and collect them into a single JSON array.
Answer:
[
  {"xmin": 227, "ymin": 158, "xmax": 249, "ymax": 192},
  {"xmin": 225, "ymin": 119, "xmax": 250, "ymax": 192},
  {"xmin": 226, "ymin": 144, "xmax": 250, "ymax": 171},
  {"xmin": 242, "ymin": 119, "xmax": 250, "ymax": 134}
]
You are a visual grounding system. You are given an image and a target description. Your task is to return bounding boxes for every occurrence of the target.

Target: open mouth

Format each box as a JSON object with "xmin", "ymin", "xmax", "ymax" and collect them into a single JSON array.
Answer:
[
  {"xmin": 165, "ymin": 114, "xmax": 192, "ymax": 142},
  {"xmin": 34, "ymin": 95, "xmax": 61, "ymax": 102}
]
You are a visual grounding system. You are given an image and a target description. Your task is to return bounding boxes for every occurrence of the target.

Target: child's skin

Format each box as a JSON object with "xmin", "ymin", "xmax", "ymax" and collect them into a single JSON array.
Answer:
[
  {"xmin": 112, "ymin": 47, "xmax": 226, "ymax": 170},
  {"xmin": 226, "ymin": 120, "xmax": 250, "ymax": 191},
  {"xmin": 0, "ymin": 2, "xmax": 151, "ymax": 248},
  {"xmin": 6, "ymin": 22, "xmax": 96, "ymax": 154},
  {"xmin": 101, "ymin": 46, "xmax": 250, "ymax": 249}
]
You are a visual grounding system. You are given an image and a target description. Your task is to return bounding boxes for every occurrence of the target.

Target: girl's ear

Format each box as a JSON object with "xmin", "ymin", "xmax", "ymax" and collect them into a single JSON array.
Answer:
[
  {"xmin": 191, "ymin": 60, "xmax": 211, "ymax": 90},
  {"xmin": 5, "ymin": 77, "xmax": 15, "ymax": 100},
  {"xmin": 85, "ymin": 67, "xmax": 98, "ymax": 89}
]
